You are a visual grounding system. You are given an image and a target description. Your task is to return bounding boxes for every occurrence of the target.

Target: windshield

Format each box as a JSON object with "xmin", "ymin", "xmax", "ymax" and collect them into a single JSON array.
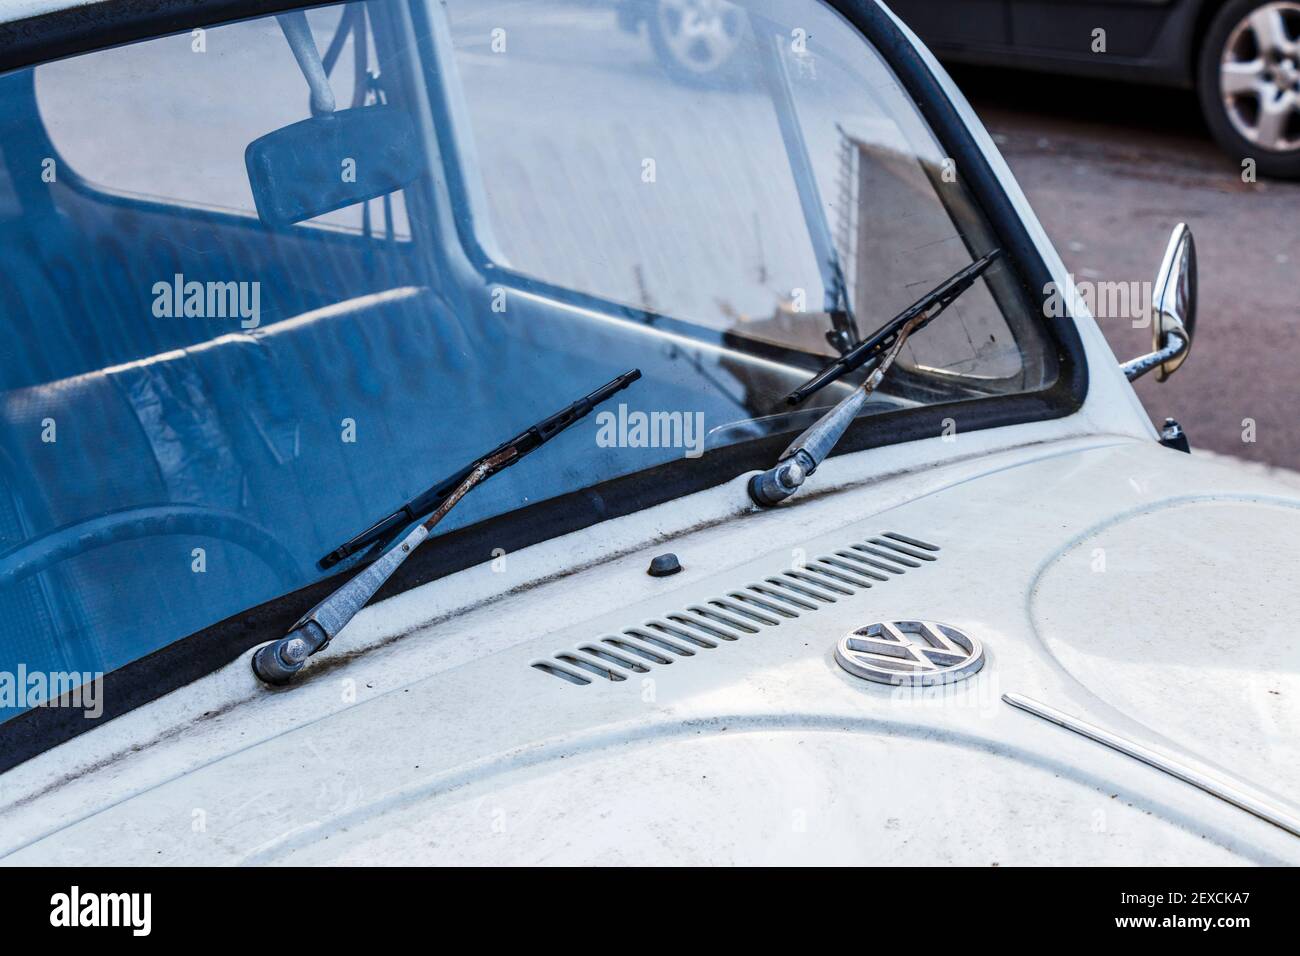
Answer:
[{"xmin": 0, "ymin": 0, "xmax": 1059, "ymax": 722}]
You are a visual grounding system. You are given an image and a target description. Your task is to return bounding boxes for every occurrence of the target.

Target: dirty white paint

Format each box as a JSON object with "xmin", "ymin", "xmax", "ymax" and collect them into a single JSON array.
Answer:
[{"xmin": 3, "ymin": 440, "xmax": 1298, "ymax": 865}]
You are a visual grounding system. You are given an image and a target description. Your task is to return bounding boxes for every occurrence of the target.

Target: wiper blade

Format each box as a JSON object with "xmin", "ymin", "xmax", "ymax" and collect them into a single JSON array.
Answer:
[
  {"xmin": 254, "ymin": 369, "xmax": 641, "ymax": 685},
  {"xmin": 784, "ymin": 249, "xmax": 1002, "ymax": 406},
  {"xmin": 749, "ymin": 251, "xmax": 1003, "ymax": 507},
  {"xmin": 319, "ymin": 368, "xmax": 642, "ymax": 570}
]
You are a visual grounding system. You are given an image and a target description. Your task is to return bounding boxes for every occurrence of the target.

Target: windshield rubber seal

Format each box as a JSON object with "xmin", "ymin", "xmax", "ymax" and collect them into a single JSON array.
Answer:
[{"xmin": 0, "ymin": 0, "xmax": 1087, "ymax": 774}]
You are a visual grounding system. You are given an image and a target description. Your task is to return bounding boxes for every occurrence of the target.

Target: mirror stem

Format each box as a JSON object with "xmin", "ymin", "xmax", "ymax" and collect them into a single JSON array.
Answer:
[
  {"xmin": 277, "ymin": 11, "xmax": 336, "ymax": 116},
  {"xmin": 1120, "ymin": 330, "xmax": 1187, "ymax": 382}
]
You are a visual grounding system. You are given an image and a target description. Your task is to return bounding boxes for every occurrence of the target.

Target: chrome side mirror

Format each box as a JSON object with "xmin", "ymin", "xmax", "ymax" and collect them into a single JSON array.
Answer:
[{"xmin": 1120, "ymin": 223, "xmax": 1197, "ymax": 382}]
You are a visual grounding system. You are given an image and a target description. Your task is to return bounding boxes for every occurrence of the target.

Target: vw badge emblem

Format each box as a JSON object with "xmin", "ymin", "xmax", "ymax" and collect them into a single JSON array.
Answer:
[{"xmin": 835, "ymin": 620, "xmax": 985, "ymax": 686}]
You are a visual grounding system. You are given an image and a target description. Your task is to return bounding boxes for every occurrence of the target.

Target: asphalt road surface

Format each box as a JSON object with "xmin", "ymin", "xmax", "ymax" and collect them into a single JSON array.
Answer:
[{"xmin": 954, "ymin": 66, "xmax": 1300, "ymax": 472}]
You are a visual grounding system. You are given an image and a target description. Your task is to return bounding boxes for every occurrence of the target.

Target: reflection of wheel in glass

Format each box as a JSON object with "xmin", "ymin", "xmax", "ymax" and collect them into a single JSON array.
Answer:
[
  {"xmin": 1198, "ymin": 0, "xmax": 1300, "ymax": 178},
  {"xmin": 647, "ymin": 0, "xmax": 749, "ymax": 85}
]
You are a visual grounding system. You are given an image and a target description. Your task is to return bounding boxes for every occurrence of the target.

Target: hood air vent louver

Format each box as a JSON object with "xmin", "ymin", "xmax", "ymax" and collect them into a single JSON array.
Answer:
[{"xmin": 532, "ymin": 532, "xmax": 940, "ymax": 685}]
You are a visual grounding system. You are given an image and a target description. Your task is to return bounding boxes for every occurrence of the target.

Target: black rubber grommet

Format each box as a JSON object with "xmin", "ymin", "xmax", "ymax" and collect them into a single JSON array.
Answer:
[{"xmin": 648, "ymin": 553, "xmax": 683, "ymax": 577}]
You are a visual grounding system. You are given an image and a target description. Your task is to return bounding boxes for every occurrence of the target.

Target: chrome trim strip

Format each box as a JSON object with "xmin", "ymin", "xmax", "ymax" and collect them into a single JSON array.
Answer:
[{"xmin": 1003, "ymin": 693, "xmax": 1300, "ymax": 839}]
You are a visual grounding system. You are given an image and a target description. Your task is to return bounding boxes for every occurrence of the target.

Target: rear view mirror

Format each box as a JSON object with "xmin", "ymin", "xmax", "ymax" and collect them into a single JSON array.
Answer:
[
  {"xmin": 245, "ymin": 105, "xmax": 421, "ymax": 227},
  {"xmin": 1120, "ymin": 223, "xmax": 1197, "ymax": 383},
  {"xmin": 1149, "ymin": 223, "xmax": 1197, "ymax": 382}
]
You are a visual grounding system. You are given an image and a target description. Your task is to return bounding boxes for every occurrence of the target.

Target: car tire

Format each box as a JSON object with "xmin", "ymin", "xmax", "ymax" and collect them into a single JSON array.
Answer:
[
  {"xmin": 647, "ymin": 0, "xmax": 749, "ymax": 88},
  {"xmin": 1196, "ymin": 0, "xmax": 1300, "ymax": 178}
]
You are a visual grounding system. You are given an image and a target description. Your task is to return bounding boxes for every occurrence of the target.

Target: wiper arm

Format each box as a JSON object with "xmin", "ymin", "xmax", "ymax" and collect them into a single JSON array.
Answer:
[
  {"xmin": 749, "ymin": 250, "xmax": 1002, "ymax": 507},
  {"xmin": 748, "ymin": 316, "xmax": 921, "ymax": 507},
  {"xmin": 253, "ymin": 369, "xmax": 641, "ymax": 685},
  {"xmin": 784, "ymin": 249, "xmax": 1002, "ymax": 406}
]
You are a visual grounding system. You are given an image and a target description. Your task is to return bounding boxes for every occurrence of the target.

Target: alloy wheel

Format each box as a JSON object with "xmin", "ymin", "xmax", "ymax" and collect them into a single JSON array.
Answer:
[
  {"xmin": 1219, "ymin": 1, "xmax": 1300, "ymax": 151},
  {"xmin": 655, "ymin": 0, "xmax": 745, "ymax": 76}
]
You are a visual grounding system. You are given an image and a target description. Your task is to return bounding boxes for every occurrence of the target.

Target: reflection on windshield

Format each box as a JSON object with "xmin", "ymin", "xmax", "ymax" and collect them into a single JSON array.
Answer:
[{"xmin": 0, "ymin": 0, "xmax": 1054, "ymax": 722}]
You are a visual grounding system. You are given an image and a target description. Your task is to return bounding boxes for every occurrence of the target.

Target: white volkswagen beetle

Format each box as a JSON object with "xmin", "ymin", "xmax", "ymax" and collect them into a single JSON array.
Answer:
[{"xmin": 0, "ymin": 0, "xmax": 1295, "ymax": 867}]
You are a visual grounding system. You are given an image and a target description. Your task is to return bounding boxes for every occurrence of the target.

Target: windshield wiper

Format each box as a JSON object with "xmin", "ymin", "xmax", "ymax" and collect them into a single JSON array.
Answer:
[
  {"xmin": 749, "ymin": 251, "xmax": 1002, "ymax": 507},
  {"xmin": 253, "ymin": 369, "xmax": 642, "ymax": 685},
  {"xmin": 783, "ymin": 249, "xmax": 1002, "ymax": 406},
  {"xmin": 320, "ymin": 369, "xmax": 642, "ymax": 569}
]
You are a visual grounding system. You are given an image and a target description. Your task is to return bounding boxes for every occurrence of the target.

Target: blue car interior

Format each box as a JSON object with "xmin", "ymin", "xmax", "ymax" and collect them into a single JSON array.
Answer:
[{"xmin": 0, "ymin": 51, "xmax": 779, "ymax": 710}]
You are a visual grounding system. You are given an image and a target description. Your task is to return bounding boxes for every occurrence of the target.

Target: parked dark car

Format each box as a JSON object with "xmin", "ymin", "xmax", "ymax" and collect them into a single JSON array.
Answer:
[
  {"xmin": 887, "ymin": 0, "xmax": 1300, "ymax": 177},
  {"xmin": 618, "ymin": 1, "xmax": 1300, "ymax": 176}
]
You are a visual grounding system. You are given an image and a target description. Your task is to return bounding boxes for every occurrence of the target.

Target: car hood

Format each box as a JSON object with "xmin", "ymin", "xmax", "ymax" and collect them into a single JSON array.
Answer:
[{"xmin": 3, "ymin": 436, "xmax": 1299, "ymax": 865}]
